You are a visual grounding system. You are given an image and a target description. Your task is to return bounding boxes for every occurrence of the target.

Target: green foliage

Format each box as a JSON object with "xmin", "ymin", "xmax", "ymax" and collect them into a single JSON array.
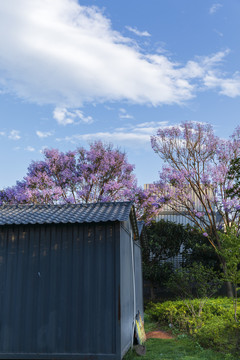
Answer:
[
  {"xmin": 146, "ymin": 298, "xmax": 240, "ymax": 355},
  {"xmin": 124, "ymin": 323, "xmax": 236, "ymax": 360},
  {"xmin": 165, "ymin": 263, "xmax": 222, "ymax": 330},
  {"xmin": 147, "ymin": 298, "xmax": 236, "ymax": 330},
  {"xmin": 182, "ymin": 226, "xmax": 220, "ymax": 271},
  {"xmin": 144, "ymin": 220, "xmax": 185, "ymax": 263},
  {"xmin": 167, "ymin": 262, "xmax": 222, "ymax": 299},
  {"xmin": 142, "ymin": 261, "xmax": 173, "ymax": 284},
  {"xmin": 196, "ymin": 317, "xmax": 240, "ymax": 354},
  {"xmin": 217, "ymin": 226, "xmax": 240, "ymax": 320},
  {"xmin": 142, "ymin": 221, "xmax": 221, "ymax": 286},
  {"xmin": 141, "ymin": 220, "xmax": 186, "ymax": 292}
]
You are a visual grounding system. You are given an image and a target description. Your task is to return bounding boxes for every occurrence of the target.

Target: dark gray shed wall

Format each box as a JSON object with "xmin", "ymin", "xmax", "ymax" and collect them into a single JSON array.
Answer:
[
  {"xmin": 120, "ymin": 222, "xmax": 134, "ymax": 358},
  {"xmin": 0, "ymin": 222, "xmax": 121, "ymax": 359},
  {"xmin": 134, "ymin": 242, "xmax": 144, "ymax": 319}
]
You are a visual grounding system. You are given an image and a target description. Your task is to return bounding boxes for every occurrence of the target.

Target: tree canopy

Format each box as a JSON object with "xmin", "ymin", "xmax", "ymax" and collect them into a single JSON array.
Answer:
[
  {"xmin": 0, "ymin": 141, "xmax": 138, "ymax": 205},
  {"xmin": 151, "ymin": 121, "xmax": 240, "ymax": 242},
  {"xmin": 150, "ymin": 121, "xmax": 240, "ymax": 296}
]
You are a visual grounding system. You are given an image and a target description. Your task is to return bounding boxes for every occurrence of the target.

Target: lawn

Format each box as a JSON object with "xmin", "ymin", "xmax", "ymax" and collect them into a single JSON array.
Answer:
[
  {"xmin": 124, "ymin": 337, "xmax": 235, "ymax": 360},
  {"xmin": 123, "ymin": 315, "xmax": 236, "ymax": 360}
]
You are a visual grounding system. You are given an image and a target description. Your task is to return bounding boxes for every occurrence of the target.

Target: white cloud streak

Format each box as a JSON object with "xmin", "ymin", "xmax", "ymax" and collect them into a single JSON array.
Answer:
[
  {"xmin": 8, "ymin": 130, "xmax": 21, "ymax": 140},
  {"xmin": 125, "ymin": 26, "xmax": 151, "ymax": 37},
  {"xmin": 25, "ymin": 146, "xmax": 35, "ymax": 152},
  {"xmin": 119, "ymin": 108, "xmax": 134, "ymax": 119},
  {"xmin": 57, "ymin": 121, "xmax": 169, "ymax": 147},
  {"xmin": 209, "ymin": 3, "xmax": 222, "ymax": 14},
  {"xmin": 36, "ymin": 130, "xmax": 54, "ymax": 138},
  {"xmin": 53, "ymin": 107, "xmax": 93, "ymax": 125},
  {"xmin": 0, "ymin": 0, "xmax": 238, "ymax": 109},
  {"xmin": 204, "ymin": 72, "xmax": 240, "ymax": 97}
]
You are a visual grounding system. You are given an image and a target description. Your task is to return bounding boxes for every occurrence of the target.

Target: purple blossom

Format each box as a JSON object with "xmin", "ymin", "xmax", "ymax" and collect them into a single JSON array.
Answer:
[
  {"xmin": 0, "ymin": 141, "xmax": 140, "ymax": 209},
  {"xmin": 150, "ymin": 121, "xmax": 240, "ymax": 230}
]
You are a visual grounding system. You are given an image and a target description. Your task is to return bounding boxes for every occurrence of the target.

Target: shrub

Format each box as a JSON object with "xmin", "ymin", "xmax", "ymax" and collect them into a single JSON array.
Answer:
[
  {"xmin": 196, "ymin": 317, "xmax": 240, "ymax": 354},
  {"xmin": 146, "ymin": 298, "xmax": 240, "ymax": 354},
  {"xmin": 146, "ymin": 298, "xmax": 238, "ymax": 331}
]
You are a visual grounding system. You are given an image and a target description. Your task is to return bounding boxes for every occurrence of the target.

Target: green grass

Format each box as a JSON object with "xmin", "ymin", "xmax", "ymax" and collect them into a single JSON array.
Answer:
[
  {"xmin": 124, "ymin": 337, "xmax": 235, "ymax": 360},
  {"xmin": 123, "ymin": 315, "xmax": 236, "ymax": 360}
]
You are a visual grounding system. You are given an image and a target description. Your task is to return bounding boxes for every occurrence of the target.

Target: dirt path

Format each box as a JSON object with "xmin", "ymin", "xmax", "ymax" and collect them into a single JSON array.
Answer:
[{"xmin": 146, "ymin": 330, "xmax": 173, "ymax": 340}]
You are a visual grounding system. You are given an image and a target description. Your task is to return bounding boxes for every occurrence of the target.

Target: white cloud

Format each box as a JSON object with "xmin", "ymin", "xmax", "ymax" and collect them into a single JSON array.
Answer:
[
  {"xmin": 25, "ymin": 146, "xmax": 35, "ymax": 152},
  {"xmin": 0, "ymin": 0, "xmax": 237, "ymax": 109},
  {"xmin": 125, "ymin": 26, "xmax": 151, "ymax": 37},
  {"xmin": 36, "ymin": 130, "xmax": 54, "ymax": 138},
  {"xmin": 214, "ymin": 29, "xmax": 223, "ymax": 37},
  {"xmin": 8, "ymin": 130, "xmax": 21, "ymax": 140},
  {"xmin": 53, "ymin": 107, "xmax": 93, "ymax": 125},
  {"xmin": 209, "ymin": 3, "xmax": 222, "ymax": 14},
  {"xmin": 57, "ymin": 120, "xmax": 169, "ymax": 147},
  {"xmin": 63, "ymin": 131, "xmax": 150, "ymax": 144},
  {"xmin": 119, "ymin": 108, "xmax": 134, "ymax": 119},
  {"xmin": 0, "ymin": 131, "xmax": 5, "ymax": 136},
  {"xmin": 204, "ymin": 72, "xmax": 240, "ymax": 97},
  {"xmin": 39, "ymin": 146, "xmax": 48, "ymax": 154}
]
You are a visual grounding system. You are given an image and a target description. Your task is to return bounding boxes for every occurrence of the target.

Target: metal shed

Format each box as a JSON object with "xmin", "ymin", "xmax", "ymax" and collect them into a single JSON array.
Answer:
[{"xmin": 0, "ymin": 202, "xmax": 144, "ymax": 359}]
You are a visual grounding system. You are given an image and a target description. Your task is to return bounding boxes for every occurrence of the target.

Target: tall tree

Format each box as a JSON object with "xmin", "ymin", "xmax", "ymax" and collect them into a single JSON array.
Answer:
[
  {"xmin": 0, "ymin": 141, "xmax": 160, "ymax": 222},
  {"xmin": 0, "ymin": 141, "xmax": 137, "ymax": 204},
  {"xmin": 151, "ymin": 121, "xmax": 240, "ymax": 296},
  {"xmin": 142, "ymin": 220, "xmax": 186, "ymax": 299}
]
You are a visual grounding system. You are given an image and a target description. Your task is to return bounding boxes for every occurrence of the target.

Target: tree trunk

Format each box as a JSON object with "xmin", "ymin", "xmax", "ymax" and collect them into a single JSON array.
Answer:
[
  {"xmin": 219, "ymin": 256, "xmax": 234, "ymax": 298},
  {"xmin": 225, "ymin": 280, "xmax": 234, "ymax": 298},
  {"xmin": 150, "ymin": 282, "xmax": 156, "ymax": 300}
]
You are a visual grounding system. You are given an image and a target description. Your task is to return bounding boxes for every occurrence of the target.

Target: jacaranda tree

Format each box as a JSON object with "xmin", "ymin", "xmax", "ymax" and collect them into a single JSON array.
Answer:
[
  {"xmin": 151, "ymin": 121, "xmax": 240, "ymax": 296},
  {"xmin": 0, "ymin": 141, "xmax": 138, "ymax": 204},
  {"xmin": 0, "ymin": 141, "xmax": 160, "ymax": 222}
]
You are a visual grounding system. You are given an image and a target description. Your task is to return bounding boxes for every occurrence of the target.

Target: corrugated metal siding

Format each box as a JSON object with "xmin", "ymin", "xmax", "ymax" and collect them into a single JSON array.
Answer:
[
  {"xmin": 134, "ymin": 242, "xmax": 144, "ymax": 318},
  {"xmin": 120, "ymin": 222, "xmax": 134, "ymax": 358},
  {"xmin": 0, "ymin": 222, "xmax": 119, "ymax": 358},
  {"xmin": 156, "ymin": 212, "xmax": 196, "ymax": 226}
]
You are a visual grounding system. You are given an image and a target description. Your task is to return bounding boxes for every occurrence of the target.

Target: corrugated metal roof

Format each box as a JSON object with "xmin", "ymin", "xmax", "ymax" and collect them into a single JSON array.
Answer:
[{"xmin": 0, "ymin": 202, "xmax": 134, "ymax": 225}]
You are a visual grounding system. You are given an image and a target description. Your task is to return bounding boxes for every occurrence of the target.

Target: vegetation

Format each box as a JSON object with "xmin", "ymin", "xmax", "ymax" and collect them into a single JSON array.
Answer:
[
  {"xmin": 141, "ymin": 220, "xmax": 222, "ymax": 299},
  {"xmin": 124, "ymin": 338, "xmax": 236, "ymax": 360},
  {"xmin": 181, "ymin": 225, "xmax": 219, "ymax": 271},
  {"xmin": 147, "ymin": 298, "xmax": 240, "ymax": 355},
  {"xmin": 141, "ymin": 220, "xmax": 186, "ymax": 299},
  {"xmin": 166, "ymin": 262, "xmax": 222, "ymax": 322},
  {"xmin": 150, "ymin": 121, "xmax": 240, "ymax": 296},
  {"xmin": 124, "ymin": 312, "xmax": 236, "ymax": 360},
  {"xmin": 217, "ymin": 226, "xmax": 240, "ymax": 321}
]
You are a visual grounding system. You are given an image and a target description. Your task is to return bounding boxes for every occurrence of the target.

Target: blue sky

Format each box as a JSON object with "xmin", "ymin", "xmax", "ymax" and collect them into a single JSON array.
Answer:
[{"xmin": 0, "ymin": 0, "xmax": 240, "ymax": 189}]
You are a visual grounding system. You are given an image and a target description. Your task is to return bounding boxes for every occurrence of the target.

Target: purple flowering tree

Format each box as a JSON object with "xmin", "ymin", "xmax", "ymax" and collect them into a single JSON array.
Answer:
[
  {"xmin": 151, "ymin": 121, "xmax": 240, "ymax": 296},
  {"xmin": 0, "ymin": 141, "xmax": 159, "ymax": 222},
  {"xmin": 0, "ymin": 141, "xmax": 137, "ymax": 203}
]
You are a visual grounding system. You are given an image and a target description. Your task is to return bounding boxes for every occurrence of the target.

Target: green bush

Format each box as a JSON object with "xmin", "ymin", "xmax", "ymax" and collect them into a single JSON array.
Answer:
[
  {"xmin": 146, "ymin": 298, "xmax": 240, "ymax": 354},
  {"xmin": 196, "ymin": 317, "xmax": 240, "ymax": 354}
]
